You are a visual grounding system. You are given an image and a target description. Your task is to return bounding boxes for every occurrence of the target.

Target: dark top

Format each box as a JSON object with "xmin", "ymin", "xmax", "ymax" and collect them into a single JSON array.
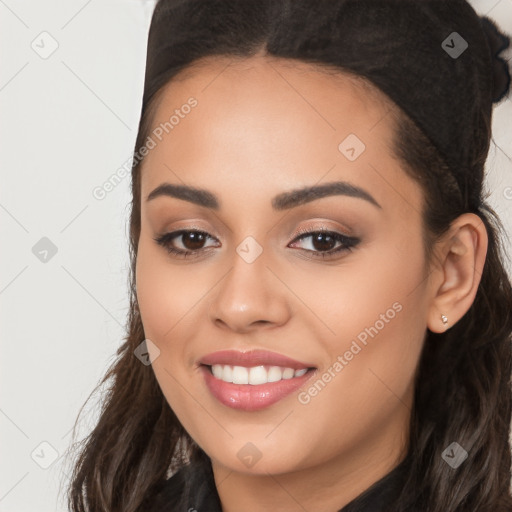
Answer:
[{"xmin": 147, "ymin": 452, "xmax": 412, "ymax": 512}]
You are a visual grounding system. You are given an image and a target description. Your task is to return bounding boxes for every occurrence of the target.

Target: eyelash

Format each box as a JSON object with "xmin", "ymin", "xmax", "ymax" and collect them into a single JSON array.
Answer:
[{"xmin": 153, "ymin": 227, "xmax": 360, "ymax": 260}]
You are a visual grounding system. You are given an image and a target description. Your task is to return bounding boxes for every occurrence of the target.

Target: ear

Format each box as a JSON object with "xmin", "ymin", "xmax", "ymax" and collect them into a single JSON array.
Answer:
[{"xmin": 427, "ymin": 213, "xmax": 488, "ymax": 333}]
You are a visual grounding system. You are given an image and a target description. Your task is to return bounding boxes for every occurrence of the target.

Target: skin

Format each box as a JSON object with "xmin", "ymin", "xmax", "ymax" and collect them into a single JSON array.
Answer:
[{"xmin": 135, "ymin": 54, "xmax": 487, "ymax": 512}]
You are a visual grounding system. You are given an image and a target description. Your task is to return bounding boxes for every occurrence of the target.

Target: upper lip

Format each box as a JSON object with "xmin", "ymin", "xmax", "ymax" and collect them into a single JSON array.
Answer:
[{"xmin": 199, "ymin": 349, "xmax": 316, "ymax": 370}]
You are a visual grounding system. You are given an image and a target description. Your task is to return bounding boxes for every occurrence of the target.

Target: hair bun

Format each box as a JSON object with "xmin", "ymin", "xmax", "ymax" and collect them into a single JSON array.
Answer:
[{"xmin": 480, "ymin": 16, "xmax": 511, "ymax": 103}]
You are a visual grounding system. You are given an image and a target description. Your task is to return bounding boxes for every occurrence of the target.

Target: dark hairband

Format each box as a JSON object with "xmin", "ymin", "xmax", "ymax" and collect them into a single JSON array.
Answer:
[
  {"xmin": 480, "ymin": 16, "xmax": 511, "ymax": 103},
  {"xmin": 300, "ymin": 0, "xmax": 511, "ymax": 207},
  {"xmin": 144, "ymin": 0, "xmax": 511, "ymax": 206}
]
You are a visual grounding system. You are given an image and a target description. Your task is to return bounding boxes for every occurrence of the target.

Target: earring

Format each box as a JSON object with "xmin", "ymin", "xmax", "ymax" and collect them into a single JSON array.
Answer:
[{"xmin": 441, "ymin": 314, "xmax": 448, "ymax": 325}]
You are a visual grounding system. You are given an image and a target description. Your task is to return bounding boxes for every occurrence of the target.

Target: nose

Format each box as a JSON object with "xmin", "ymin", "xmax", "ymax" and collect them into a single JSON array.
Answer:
[{"xmin": 207, "ymin": 247, "xmax": 291, "ymax": 334}]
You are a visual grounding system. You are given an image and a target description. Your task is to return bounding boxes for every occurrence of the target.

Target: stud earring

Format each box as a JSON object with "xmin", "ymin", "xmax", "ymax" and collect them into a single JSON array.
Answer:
[{"xmin": 441, "ymin": 314, "xmax": 448, "ymax": 325}]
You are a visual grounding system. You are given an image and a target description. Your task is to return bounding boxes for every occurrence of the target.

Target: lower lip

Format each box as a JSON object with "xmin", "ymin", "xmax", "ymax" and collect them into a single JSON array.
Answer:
[{"xmin": 200, "ymin": 365, "xmax": 316, "ymax": 411}]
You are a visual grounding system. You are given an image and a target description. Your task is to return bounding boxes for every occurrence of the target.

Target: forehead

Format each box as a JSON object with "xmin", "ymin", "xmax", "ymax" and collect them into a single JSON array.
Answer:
[
  {"xmin": 146, "ymin": 53, "xmax": 393, "ymax": 133},
  {"xmin": 138, "ymin": 54, "xmax": 412, "ymax": 212}
]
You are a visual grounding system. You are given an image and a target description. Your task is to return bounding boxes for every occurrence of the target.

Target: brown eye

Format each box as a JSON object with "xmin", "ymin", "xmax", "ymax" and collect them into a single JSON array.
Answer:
[
  {"xmin": 310, "ymin": 232, "xmax": 337, "ymax": 251},
  {"xmin": 153, "ymin": 230, "xmax": 219, "ymax": 258},
  {"xmin": 289, "ymin": 229, "xmax": 360, "ymax": 259},
  {"xmin": 180, "ymin": 231, "xmax": 207, "ymax": 250}
]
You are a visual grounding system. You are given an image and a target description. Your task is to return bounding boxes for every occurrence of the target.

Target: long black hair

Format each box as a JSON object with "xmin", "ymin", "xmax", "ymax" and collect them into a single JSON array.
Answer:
[{"xmin": 65, "ymin": 1, "xmax": 512, "ymax": 510}]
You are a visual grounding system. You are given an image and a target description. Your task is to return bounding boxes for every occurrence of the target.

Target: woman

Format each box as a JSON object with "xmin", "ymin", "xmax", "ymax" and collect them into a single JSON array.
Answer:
[{"xmin": 66, "ymin": 0, "xmax": 512, "ymax": 511}]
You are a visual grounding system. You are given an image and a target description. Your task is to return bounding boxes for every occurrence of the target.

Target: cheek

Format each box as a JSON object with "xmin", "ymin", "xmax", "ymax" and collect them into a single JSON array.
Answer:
[
  {"xmin": 135, "ymin": 230, "xmax": 221, "ymax": 418},
  {"xmin": 135, "ymin": 239, "xmax": 207, "ymax": 425},
  {"xmin": 296, "ymin": 229, "xmax": 428, "ymax": 426},
  {"xmin": 284, "ymin": 223, "xmax": 428, "ymax": 354},
  {"xmin": 135, "ymin": 234, "xmax": 210, "ymax": 345}
]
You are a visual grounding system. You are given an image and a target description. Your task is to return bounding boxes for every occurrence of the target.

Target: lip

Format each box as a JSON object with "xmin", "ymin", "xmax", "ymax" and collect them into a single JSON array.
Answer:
[
  {"xmin": 200, "ymin": 365, "xmax": 317, "ymax": 411},
  {"xmin": 199, "ymin": 349, "xmax": 316, "ymax": 370},
  {"xmin": 198, "ymin": 349, "xmax": 317, "ymax": 411}
]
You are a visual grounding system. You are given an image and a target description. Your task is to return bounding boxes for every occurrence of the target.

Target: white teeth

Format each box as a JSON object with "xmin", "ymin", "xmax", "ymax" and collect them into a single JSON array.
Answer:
[
  {"xmin": 232, "ymin": 365, "xmax": 249, "ymax": 384},
  {"xmin": 223, "ymin": 365, "xmax": 233, "ymax": 382},
  {"xmin": 282, "ymin": 368, "xmax": 295, "ymax": 379},
  {"xmin": 211, "ymin": 364, "xmax": 223, "ymax": 379},
  {"xmin": 267, "ymin": 366, "xmax": 283, "ymax": 383},
  {"xmin": 210, "ymin": 364, "xmax": 309, "ymax": 384},
  {"xmin": 248, "ymin": 366, "xmax": 267, "ymax": 385}
]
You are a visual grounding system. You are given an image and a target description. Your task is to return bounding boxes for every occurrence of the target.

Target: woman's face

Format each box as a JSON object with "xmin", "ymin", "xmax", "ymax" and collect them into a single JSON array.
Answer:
[{"xmin": 136, "ymin": 55, "xmax": 433, "ymax": 477}]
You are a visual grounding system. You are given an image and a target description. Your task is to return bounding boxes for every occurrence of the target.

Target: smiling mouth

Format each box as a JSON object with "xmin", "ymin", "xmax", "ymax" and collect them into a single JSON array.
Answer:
[{"xmin": 202, "ymin": 363, "xmax": 316, "ymax": 385}]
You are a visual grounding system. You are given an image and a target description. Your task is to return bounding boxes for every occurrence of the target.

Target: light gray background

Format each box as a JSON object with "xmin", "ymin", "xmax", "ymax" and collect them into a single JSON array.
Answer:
[{"xmin": 1, "ymin": 1, "xmax": 511, "ymax": 510}]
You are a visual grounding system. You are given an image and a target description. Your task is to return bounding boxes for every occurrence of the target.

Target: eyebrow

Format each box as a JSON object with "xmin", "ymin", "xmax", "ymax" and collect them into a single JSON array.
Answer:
[{"xmin": 146, "ymin": 181, "xmax": 382, "ymax": 210}]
